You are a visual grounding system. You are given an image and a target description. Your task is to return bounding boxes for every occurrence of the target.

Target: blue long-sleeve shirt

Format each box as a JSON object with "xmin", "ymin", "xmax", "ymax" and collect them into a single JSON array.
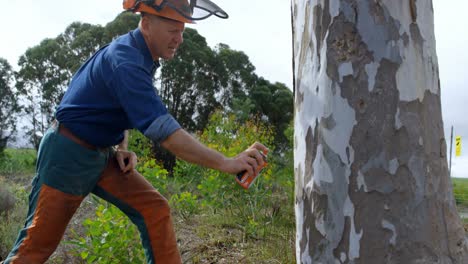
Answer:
[{"xmin": 56, "ymin": 28, "xmax": 181, "ymax": 148}]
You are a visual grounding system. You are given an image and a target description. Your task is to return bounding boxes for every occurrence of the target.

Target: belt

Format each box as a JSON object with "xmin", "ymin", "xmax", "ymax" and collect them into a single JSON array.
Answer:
[{"xmin": 57, "ymin": 123, "xmax": 100, "ymax": 151}]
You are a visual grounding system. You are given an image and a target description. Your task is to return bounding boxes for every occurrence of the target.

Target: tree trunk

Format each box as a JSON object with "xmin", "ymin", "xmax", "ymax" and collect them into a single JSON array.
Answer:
[{"xmin": 292, "ymin": 1, "xmax": 468, "ymax": 263}]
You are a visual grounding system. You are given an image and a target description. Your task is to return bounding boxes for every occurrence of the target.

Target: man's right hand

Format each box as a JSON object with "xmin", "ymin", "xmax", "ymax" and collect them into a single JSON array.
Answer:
[{"xmin": 221, "ymin": 142, "xmax": 268, "ymax": 178}]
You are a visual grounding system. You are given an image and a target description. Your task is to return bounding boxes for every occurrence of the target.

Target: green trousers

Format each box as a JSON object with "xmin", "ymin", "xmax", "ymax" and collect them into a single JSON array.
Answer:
[{"xmin": 4, "ymin": 124, "xmax": 181, "ymax": 264}]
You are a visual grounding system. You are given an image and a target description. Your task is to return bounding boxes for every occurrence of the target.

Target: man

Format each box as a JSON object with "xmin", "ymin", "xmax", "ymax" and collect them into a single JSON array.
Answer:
[{"xmin": 3, "ymin": 1, "xmax": 267, "ymax": 263}]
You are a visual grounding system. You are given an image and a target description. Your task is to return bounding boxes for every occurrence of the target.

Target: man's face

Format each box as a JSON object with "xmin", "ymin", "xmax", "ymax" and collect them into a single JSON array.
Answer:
[{"xmin": 141, "ymin": 15, "xmax": 185, "ymax": 60}]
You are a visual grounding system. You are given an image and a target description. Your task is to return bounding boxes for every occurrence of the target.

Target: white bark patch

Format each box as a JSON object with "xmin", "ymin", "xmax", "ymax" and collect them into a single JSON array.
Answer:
[
  {"xmin": 316, "ymin": 214, "xmax": 327, "ymax": 237},
  {"xmin": 295, "ymin": 118, "xmax": 307, "ymax": 194},
  {"xmin": 328, "ymin": 0, "xmax": 340, "ymax": 18},
  {"xmin": 381, "ymin": 0, "xmax": 411, "ymax": 36},
  {"xmin": 295, "ymin": 200, "xmax": 305, "ymax": 262},
  {"xmin": 394, "ymin": 2, "xmax": 438, "ymax": 102},
  {"xmin": 307, "ymin": 145, "xmax": 334, "ymax": 188},
  {"xmin": 382, "ymin": 219, "xmax": 397, "ymax": 245},
  {"xmin": 395, "ymin": 39, "xmax": 438, "ymax": 102},
  {"xmin": 367, "ymin": 1, "xmax": 439, "ymax": 102},
  {"xmin": 419, "ymin": 136, "xmax": 423, "ymax": 146},
  {"xmin": 321, "ymin": 85, "xmax": 357, "ymax": 165},
  {"xmin": 340, "ymin": 252, "xmax": 347, "ymax": 263},
  {"xmin": 338, "ymin": 62, "xmax": 353, "ymax": 82},
  {"xmin": 395, "ymin": 107, "xmax": 402, "ymax": 129},
  {"xmin": 356, "ymin": 2, "xmax": 395, "ymax": 63},
  {"xmin": 365, "ymin": 62, "xmax": 379, "ymax": 92},
  {"xmin": 416, "ymin": 0, "xmax": 437, "ymax": 53},
  {"xmin": 357, "ymin": 170, "xmax": 369, "ymax": 192},
  {"xmin": 344, "ymin": 197, "xmax": 363, "ymax": 260},
  {"xmin": 389, "ymin": 158, "xmax": 399, "ymax": 175}
]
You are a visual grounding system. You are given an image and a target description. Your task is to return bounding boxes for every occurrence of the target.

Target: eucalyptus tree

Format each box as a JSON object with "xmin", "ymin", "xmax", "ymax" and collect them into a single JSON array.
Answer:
[
  {"xmin": 16, "ymin": 37, "xmax": 74, "ymax": 149},
  {"xmin": 292, "ymin": 1, "xmax": 468, "ymax": 263},
  {"xmin": 214, "ymin": 43, "xmax": 257, "ymax": 108},
  {"xmin": 250, "ymin": 78, "xmax": 293, "ymax": 150},
  {"xmin": 0, "ymin": 58, "xmax": 19, "ymax": 154}
]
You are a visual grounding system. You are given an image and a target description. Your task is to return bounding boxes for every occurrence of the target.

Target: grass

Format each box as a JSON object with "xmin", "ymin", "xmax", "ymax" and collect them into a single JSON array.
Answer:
[
  {"xmin": 452, "ymin": 178, "xmax": 468, "ymax": 209},
  {"xmin": 452, "ymin": 178, "xmax": 468, "ymax": 232},
  {"xmin": 177, "ymin": 210, "xmax": 296, "ymax": 263},
  {"xmin": 0, "ymin": 148, "xmax": 36, "ymax": 182}
]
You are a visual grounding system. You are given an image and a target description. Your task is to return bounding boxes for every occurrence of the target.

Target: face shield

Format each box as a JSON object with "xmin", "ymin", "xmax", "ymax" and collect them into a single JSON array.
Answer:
[
  {"xmin": 125, "ymin": 0, "xmax": 228, "ymax": 22},
  {"xmin": 188, "ymin": 0, "xmax": 229, "ymax": 20}
]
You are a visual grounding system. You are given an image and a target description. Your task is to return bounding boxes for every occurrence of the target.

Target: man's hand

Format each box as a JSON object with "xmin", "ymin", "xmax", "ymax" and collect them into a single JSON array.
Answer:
[
  {"xmin": 115, "ymin": 149, "xmax": 138, "ymax": 173},
  {"xmin": 222, "ymin": 142, "xmax": 269, "ymax": 177}
]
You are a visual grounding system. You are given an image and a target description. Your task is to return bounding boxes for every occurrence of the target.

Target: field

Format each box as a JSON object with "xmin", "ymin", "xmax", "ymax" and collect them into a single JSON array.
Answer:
[{"xmin": 1, "ymin": 148, "xmax": 468, "ymax": 263}]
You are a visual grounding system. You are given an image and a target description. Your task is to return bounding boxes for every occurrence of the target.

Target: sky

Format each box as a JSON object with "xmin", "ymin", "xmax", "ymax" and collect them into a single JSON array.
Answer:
[{"xmin": 0, "ymin": 0, "xmax": 466, "ymax": 177}]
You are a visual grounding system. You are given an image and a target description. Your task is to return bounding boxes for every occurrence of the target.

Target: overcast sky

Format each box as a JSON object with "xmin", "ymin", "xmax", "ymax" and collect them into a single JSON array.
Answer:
[{"xmin": 0, "ymin": 0, "xmax": 466, "ymax": 177}]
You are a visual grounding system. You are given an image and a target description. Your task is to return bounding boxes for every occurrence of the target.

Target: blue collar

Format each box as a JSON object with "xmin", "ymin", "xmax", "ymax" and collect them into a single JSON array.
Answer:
[{"xmin": 132, "ymin": 28, "xmax": 160, "ymax": 74}]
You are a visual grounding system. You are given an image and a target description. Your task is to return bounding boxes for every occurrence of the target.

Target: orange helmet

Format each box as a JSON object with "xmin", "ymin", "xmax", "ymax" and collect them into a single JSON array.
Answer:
[{"xmin": 123, "ymin": 0, "xmax": 228, "ymax": 24}]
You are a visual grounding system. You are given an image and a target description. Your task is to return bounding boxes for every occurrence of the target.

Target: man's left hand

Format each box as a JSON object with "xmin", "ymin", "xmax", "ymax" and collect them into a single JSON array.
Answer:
[{"xmin": 115, "ymin": 149, "xmax": 138, "ymax": 173}]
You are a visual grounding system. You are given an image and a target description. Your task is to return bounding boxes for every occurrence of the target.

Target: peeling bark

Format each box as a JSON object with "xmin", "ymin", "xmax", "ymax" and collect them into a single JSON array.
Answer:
[{"xmin": 293, "ymin": 0, "xmax": 468, "ymax": 263}]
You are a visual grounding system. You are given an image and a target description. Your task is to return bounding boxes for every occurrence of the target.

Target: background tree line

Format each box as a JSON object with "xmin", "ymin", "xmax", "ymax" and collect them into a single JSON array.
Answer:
[{"xmin": 0, "ymin": 12, "xmax": 292, "ymax": 170}]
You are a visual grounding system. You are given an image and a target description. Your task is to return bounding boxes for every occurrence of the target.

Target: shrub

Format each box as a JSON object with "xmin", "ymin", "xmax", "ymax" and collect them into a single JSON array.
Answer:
[
  {"xmin": 137, "ymin": 158, "xmax": 169, "ymax": 194},
  {"xmin": 169, "ymin": 191, "xmax": 199, "ymax": 220},
  {"xmin": 69, "ymin": 200, "xmax": 145, "ymax": 264},
  {"xmin": 128, "ymin": 129, "xmax": 153, "ymax": 164},
  {"xmin": 0, "ymin": 186, "xmax": 15, "ymax": 216}
]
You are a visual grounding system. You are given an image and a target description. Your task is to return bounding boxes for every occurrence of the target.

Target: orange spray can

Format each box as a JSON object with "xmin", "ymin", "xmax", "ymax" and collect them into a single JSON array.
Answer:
[{"xmin": 235, "ymin": 150, "xmax": 268, "ymax": 189}]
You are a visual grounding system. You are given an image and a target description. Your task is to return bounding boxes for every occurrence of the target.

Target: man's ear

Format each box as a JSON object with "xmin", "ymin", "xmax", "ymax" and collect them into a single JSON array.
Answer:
[
  {"xmin": 141, "ymin": 15, "xmax": 159, "ymax": 33},
  {"xmin": 140, "ymin": 16, "xmax": 150, "ymax": 32}
]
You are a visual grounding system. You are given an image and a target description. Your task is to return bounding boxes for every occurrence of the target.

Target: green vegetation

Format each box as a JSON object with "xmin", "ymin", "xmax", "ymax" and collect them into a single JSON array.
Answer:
[
  {"xmin": 0, "ymin": 148, "xmax": 36, "ymax": 177},
  {"xmin": 453, "ymin": 178, "xmax": 468, "ymax": 229},
  {"xmin": 453, "ymin": 178, "xmax": 468, "ymax": 209},
  {"xmin": 68, "ymin": 200, "xmax": 146, "ymax": 264}
]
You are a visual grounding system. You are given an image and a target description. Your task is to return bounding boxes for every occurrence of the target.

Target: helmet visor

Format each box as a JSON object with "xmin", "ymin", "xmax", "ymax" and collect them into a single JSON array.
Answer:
[
  {"xmin": 189, "ymin": 0, "xmax": 228, "ymax": 20},
  {"xmin": 163, "ymin": 0, "xmax": 228, "ymax": 21},
  {"xmin": 135, "ymin": 0, "xmax": 228, "ymax": 22}
]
